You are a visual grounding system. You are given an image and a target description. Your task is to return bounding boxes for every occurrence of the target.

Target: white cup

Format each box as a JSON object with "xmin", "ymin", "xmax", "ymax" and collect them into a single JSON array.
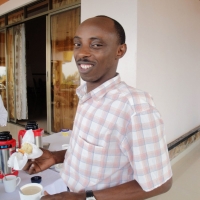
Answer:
[
  {"xmin": 19, "ymin": 183, "xmax": 44, "ymax": 200},
  {"xmin": 62, "ymin": 143, "xmax": 69, "ymax": 150},
  {"xmin": 3, "ymin": 175, "xmax": 21, "ymax": 193}
]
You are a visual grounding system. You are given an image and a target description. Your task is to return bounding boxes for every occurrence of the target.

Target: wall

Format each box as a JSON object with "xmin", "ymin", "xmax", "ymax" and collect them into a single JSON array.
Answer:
[
  {"xmin": 137, "ymin": 0, "xmax": 200, "ymax": 143},
  {"xmin": 0, "ymin": 0, "xmax": 37, "ymax": 15},
  {"xmin": 81, "ymin": 0, "xmax": 137, "ymax": 87}
]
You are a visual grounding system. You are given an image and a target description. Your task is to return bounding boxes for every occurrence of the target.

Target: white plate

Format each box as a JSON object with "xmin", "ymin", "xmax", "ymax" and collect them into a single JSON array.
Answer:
[
  {"xmin": 54, "ymin": 163, "xmax": 64, "ymax": 172},
  {"xmin": 49, "ymin": 164, "xmax": 56, "ymax": 169},
  {"xmin": 62, "ymin": 144, "xmax": 69, "ymax": 150}
]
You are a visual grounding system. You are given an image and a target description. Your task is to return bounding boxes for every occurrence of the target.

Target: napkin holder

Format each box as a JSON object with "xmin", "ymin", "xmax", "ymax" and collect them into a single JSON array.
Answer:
[
  {"xmin": 0, "ymin": 131, "xmax": 18, "ymax": 183},
  {"xmin": 18, "ymin": 129, "xmax": 44, "ymax": 148}
]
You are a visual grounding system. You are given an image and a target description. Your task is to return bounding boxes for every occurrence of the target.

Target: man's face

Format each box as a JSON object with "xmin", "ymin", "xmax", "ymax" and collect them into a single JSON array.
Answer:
[{"xmin": 73, "ymin": 17, "xmax": 124, "ymax": 91}]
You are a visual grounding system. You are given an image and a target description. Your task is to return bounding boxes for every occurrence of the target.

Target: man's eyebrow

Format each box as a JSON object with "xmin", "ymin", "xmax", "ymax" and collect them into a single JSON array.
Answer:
[
  {"xmin": 73, "ymin": 36, "xmax": 102, "ymax": 40},
  {"xmin": 90, "ymin": 37, "xmax": 100, "ymax": 40},
  {"xmin": 74, "ymin": 36, "xmax": 81, "ymax": 39}
]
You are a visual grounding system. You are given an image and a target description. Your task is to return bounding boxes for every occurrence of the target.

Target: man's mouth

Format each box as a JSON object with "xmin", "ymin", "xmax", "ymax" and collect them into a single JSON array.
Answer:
[{"xmin": 80, "ymin": 64, "xmax": 93, "ymax": 69}]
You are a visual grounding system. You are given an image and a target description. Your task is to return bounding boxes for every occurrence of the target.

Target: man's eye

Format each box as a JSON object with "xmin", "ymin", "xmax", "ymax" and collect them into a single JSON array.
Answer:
[
  {"xmin": 92, "ymin": 44, "xmax": 103, "ymax": 48},
  {"xmin": 74, "ymin": 43, "xmax": 80, "ymax": 47}
]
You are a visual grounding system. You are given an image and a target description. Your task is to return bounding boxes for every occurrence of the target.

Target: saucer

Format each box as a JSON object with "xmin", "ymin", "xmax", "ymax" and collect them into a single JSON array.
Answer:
[{"xmin": 54, "ymin": 163, "xmax": 64, "ymax": 172}]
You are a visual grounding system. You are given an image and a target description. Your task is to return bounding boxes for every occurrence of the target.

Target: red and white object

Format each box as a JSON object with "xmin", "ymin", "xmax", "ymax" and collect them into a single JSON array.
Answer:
[
  {"xmin": 0, "ymin": 131, "xmax": 18, "ymax": 182},
  {"xmin": 18, "ymin": 128, "xmax": 44, "ymax": 148}
]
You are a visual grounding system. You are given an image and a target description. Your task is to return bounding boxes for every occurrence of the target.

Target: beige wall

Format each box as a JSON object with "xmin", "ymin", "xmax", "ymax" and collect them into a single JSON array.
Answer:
[
  {"xmin": 0, "ymin": 0, "xmax": 37, "ymax": 15},
  {"xmin": 82, "ymin": 0, "xmax": 200, "ymax": 143},
  {"xmin": 137, "ymin": 0, "xmax": 200, "ymax": 143}
]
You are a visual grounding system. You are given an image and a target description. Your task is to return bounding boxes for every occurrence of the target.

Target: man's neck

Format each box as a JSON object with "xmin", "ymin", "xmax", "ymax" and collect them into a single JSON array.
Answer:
[{"xmin": 86, "ymin": 73, "xmax": 118, "ymax": 93}]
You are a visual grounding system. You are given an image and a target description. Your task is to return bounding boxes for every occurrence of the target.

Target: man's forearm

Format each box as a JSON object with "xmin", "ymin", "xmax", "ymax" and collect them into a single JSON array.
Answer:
[
  {"xmin": 93, "ymin": 178, "xmax": 172, "ymax": 200},
  {"xmin": 41, "ymin": 177, "xmax": 172, "ymax": 200}
]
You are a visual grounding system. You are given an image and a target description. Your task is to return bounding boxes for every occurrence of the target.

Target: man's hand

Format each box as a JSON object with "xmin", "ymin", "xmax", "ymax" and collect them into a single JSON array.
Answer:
[
  {"xmin": 40, "ymin": 191, "xmax": 85, "ymax": 200},
  {"xmin": 23, "ymin": 148, "xmax": 58, "ymax": 174}
]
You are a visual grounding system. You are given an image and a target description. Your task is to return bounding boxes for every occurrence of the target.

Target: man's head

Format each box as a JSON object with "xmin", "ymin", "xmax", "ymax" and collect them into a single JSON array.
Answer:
[
  {"xmin": 96, "ymin": 15, "xmax": 126, "ymax": 45},
  {"xmin": 73, "ymin": 16, "xmax": 127, "ymax": 92}
]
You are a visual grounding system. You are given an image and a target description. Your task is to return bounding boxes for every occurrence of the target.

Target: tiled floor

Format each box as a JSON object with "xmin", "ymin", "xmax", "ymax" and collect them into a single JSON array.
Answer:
[
  {"xmin": 1, "ymin": 123, "xmax": 200, "ymax": 199},
  {"xmin": 0, "ymin": 122, "xmax": 23, "ymax": 141}
]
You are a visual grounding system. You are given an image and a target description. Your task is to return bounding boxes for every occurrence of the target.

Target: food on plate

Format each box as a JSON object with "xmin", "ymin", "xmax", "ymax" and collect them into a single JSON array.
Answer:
[{"xmin": 18, "ymin": 143, "xmax": 33, "ymax": 154}]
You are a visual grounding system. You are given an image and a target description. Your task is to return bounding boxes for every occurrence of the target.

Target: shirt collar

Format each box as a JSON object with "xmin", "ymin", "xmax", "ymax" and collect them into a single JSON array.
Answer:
[{"xmin": 76, "ymin": 74, "xmax": 121, "ymax": 103}]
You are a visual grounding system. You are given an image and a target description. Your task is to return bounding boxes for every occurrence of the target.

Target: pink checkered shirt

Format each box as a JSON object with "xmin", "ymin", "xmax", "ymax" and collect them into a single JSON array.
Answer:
[{"xmin": 61, "ymin": 74, "xmax": 172, "ymax": 192}]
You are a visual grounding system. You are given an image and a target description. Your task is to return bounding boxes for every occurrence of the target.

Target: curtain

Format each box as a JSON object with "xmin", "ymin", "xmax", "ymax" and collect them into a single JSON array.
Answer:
[
  {"xmin": 0, "ymin": 94, "xmax": 8, "ymax": 126},
  {"xmin": 14, "ymin": 24, "xmax": 28, "ymax": 120},
  {"xmin": 7, "ymin": 28, "xmax": 15, "ymax": 120},
  {"xmin": 51, "ymin": 7, "xmax": 80, "ymax": 132},
  {"xmin": 0, "ymin": 31, "xmax": 7, "ymax": 108}
]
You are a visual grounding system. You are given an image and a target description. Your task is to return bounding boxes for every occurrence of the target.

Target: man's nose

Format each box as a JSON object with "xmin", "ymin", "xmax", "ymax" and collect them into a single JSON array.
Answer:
[{"xmin": 77, "ymin": 45, "xmax": 91, "ymax": 58}]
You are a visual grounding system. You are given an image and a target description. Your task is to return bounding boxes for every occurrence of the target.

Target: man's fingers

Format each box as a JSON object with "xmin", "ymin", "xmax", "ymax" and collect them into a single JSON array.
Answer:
[
  {"xmin": 44, "ymin": 191, "xmax": 49, "ymax": 195},
  {"xmin": 28, "ymin": 162, "xmax": 42, "ymax": 174},
  {"xmin": 28, "ymin": 163, "xmax": 36, "ymax": 174},
  {"xmin": 23, "ymin": 160, "xmax": 34, "ymax": 171},
  {"xmin": 24, "ymin": 161, "xmax": 40, "ymax": 175},
  {"xmin": 41, "ymin": 191, "xmax": 50, "ymax": 199}
]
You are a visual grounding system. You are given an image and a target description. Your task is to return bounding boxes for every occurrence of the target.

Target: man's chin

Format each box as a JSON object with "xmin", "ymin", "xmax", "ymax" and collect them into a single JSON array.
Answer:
[
  {"xmin": 79, "ymin": 74, "xmax": 92, "ymax": 82},
  {"xmin": 80, "ymin": 76, "xmax": 99, "ymax": 84}
]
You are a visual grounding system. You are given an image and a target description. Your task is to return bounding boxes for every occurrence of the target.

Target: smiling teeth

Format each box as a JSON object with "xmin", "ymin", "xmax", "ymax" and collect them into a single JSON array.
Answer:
[{"xmin": 80, "ymin": 64, "xmax": 92, "ymax": 69}]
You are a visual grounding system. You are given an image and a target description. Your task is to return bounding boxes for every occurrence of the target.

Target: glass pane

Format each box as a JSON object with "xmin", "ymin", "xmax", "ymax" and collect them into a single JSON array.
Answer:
[
  {"xmin": 52, "ymin": 0, "xmax": 80, "ymax": 9},
  {"xmin": 51, "ymin": 7, "xmax": 80, "ymax": 132},
  {"xmin": 0, "ymin": 31, "xmax": 7, "ymax": 108},
  {"xmin": 7, "ymin": 28, "xmax": 15, "ymax": 121},
  {"xmin": 0, "ymin": 17, "xmax": 5, "ymax": 28},
  {"xmin": 8, "ymin": 9, "xmax": 24, "ymax": 25},
  {"xmin": 27, "ymin": 0, "xmax": 48, "ymax": 18}
]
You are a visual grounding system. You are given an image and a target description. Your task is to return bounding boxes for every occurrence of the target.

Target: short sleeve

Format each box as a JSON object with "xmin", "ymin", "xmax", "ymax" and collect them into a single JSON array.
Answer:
[{"xmin": 121, "ymin": 107, "xmax": 172, "ymax": 192}]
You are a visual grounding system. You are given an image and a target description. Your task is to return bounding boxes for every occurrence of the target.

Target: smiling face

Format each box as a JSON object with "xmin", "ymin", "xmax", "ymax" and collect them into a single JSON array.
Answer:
[{"xmin": 73, "ymin": 17, "xmax": 126, "ymax": 92}]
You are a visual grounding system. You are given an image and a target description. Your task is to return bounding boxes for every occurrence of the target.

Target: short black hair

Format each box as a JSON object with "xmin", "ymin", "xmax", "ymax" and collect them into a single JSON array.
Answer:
[{"xmin": 96, "ymin": 15, "xmax": 126, "ymax": 45}]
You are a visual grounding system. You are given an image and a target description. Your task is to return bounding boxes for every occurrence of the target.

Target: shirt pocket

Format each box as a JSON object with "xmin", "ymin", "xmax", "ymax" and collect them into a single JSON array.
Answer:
[{"xmin": 74, "ymin": 135, "xmax": 108, "ymax": 182}]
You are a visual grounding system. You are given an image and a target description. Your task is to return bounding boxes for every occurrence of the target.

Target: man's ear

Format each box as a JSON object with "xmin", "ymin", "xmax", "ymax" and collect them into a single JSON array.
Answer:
[{"xmin": 116, "ymin": 43, "xmax": 127, "ymax": 59}]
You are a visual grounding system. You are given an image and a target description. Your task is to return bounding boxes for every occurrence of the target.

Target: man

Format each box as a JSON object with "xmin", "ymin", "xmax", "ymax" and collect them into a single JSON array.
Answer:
[{"xmin": 24, "ymin": 16, "xmax": 172, "ymax": 200}]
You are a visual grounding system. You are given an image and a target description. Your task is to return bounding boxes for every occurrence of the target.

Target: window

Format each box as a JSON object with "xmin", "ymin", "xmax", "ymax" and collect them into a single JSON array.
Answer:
[{"xmin": 8, "ymin": 9, "xmax": 24, "ymax": 25}]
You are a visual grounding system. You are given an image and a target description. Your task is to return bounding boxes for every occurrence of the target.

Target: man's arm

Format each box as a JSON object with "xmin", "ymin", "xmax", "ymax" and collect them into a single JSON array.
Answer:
[
  {"xmin": 41, "ymin": 177, "xmax": 172, "ymax": 200},
  {"xmin": 94, "ymin": 178, "xmax": 172, "ymax": 200}
]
